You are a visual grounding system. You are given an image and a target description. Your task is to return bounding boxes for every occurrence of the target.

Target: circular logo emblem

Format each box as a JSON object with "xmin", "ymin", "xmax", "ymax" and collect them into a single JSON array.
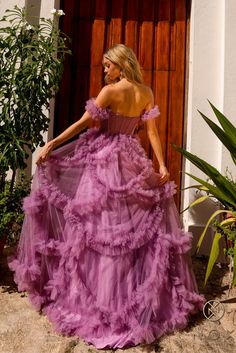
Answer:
[{"xmin": 203, "ymin": 300, "xmax": 225, "ymax": 321}]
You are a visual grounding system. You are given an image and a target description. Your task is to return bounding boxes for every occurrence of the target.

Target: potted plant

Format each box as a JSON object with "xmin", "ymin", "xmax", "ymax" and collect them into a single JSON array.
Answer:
[
  {"xmin": 0, "ymin": 6, "xmax": 71, "ymax": 253},
  {"xmin": 173, "ymin": 101, "xmax": 236, "ymax": 287}
]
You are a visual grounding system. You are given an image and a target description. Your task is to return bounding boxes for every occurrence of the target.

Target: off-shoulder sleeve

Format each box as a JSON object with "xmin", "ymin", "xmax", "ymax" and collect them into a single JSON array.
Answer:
[
  {"xmin": 141, "ymin": 105, "xmax": 160, "ymax": 121},
  {"xmin": 85, "ymin": 98, "xmax": 109, "ymax": 120}
]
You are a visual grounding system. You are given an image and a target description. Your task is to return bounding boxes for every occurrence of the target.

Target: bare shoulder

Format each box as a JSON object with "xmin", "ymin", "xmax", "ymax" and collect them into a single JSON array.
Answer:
[
  {"xmin": 143, "ymin": 84, "xmax": 153, "ymax": 99},
  {"xmin": 141, "ymin": 84, "xmax": 154, "ymax": 109},
  {"xmin": 95, "ymin": 84, "xmax": 114, "ymax": 107},
  {"xmin": 99, "ymin": 81, "xmax": 126, "ymax": 98}
]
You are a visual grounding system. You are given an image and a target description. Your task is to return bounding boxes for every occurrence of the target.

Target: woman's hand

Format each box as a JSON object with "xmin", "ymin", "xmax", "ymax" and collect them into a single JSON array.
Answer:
[
  {"xmin": 159, "ymin": 165, "xmax": 170, "ymax": 185},
  {"xmin": 36, "ymin": 141, "xmax": 55, "ymax": 165}
]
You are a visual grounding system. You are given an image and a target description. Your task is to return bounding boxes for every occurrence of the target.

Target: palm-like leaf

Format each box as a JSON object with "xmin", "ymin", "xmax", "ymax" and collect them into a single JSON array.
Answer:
[
  {"xmin": 173, "ymin": 146, "xmax": 236, "ymax": 208},
  {"xmin": 197, "ymin": 110, "xmax": 236, "ymax": 159},
  {"xmin": 180, "ymin": 195, "xmax": 210, "ymax": 214},
  {"xmin": 207, "ymin": 100, "xmax": 236, "ymax": 139},
  {"xmin": 195, "ymin": 209, "xmax": 229, "ymax": 252},
  {"xmin": 173, "ymin": 101, "xmax": 236, "ymax": 287},
  {"xmin": 204, "ymin": 232, "xmax": 222, "ymax": 286}
]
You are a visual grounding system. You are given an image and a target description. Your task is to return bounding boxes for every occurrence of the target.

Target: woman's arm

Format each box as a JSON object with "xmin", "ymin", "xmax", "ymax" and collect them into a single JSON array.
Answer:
[
  {"xmin": 53, "ymin": 111, "xmax": 91, "ymax": 148},
  {"xmin": 36, "ymin": 111, "xmax": 91, "ymax": 165},
  {"xmin": 147, "ymin": 119, "xmax": 170, "ymax": 185},
  {"xmin": 145, "ymin": 91, "xmax": 170, "ymax": 185},
  {"xmin": 36, "ymin": 86, "xmax": 112, "ymax": 165},
  {"xmin": 146, "ymin": 119, "xmax": 165, "ymax": 167}
]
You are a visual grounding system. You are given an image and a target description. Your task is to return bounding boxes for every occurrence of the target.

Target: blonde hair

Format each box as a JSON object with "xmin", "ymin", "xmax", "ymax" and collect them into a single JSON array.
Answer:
[{"xmin": 103, "ymin": 44, "xmax": 143, "ymax": 84}]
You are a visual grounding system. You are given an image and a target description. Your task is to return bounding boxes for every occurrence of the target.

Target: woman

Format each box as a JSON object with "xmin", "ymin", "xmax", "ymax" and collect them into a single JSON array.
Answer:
[{"xmin": 8, "ymin": 44, "xmax": 206, "ymax": 349}]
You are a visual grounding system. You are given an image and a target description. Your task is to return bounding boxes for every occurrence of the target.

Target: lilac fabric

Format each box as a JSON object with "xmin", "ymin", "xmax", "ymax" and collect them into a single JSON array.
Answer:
[{"xmin": 8, "ymin": 98, "xmax": 206, "ymax": 349}]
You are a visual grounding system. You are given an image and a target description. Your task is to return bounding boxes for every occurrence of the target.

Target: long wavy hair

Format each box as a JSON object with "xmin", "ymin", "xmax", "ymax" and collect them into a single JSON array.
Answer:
[{"xmin": 103, "ymin": 44, "xmax": 143, "ymax": 84}]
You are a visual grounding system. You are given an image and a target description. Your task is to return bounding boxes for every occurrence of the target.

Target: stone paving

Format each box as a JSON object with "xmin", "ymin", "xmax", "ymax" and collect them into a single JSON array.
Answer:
[{"xmin": 0, "ymin": 246, "xmax": 236, "ymax": 353}]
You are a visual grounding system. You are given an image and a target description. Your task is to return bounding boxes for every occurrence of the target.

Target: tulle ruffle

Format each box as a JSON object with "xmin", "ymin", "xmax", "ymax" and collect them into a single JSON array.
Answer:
[
  {"xmin": 8, "ymin": 206, "xmax": 205, "ymax": 349},
  {"xmin": 85, "ymin": 98, "xmax": 110, "ymax": 121},
  {"xmin": 8, "ymin": 125, "xmax": 206, "ymax": 349},
  {"xmin": 85, "ymin": 97, "xmax": 160, "ymax": 121},
  {"xmin": 141, "ymin": 105, "xmax": 160, "ymax": 121},
  {"xmin": 43, "ymin": 229, "xmax": 204, "ymax": 349}
]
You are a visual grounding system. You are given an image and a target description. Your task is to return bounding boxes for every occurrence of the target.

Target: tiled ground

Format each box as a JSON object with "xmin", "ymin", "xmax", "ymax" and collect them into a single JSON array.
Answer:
[{"xmin": 0, "ymin": 246, "xmax": 235, "ymax": 353}]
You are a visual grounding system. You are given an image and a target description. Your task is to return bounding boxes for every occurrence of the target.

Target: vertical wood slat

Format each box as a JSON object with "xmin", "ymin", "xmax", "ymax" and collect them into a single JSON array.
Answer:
[
  {"xmin": 95, "ymin": 0, "xmax": 107, "ymax": 18},
  {"xmin": 152, "ymin": 71, "xmax": 169, "ymax": 166},
  {"xmin": 90, "ymin": 20, "xmax": 106, "ymax": 97},
  {"xmin": 107, "ymin": 0, "xmax": 124, "ymax": 47},
  {"xmin": 167, "ymin": 10, "xmax": 187, "ymax": 207},
  {"xmin": 170, "ymin": 23, "xmax": 176, "ymax": 70},
  {"xmin": 125, "ymin": 0, "xmax": 139, "ymax": 20},
  {"xmin": 152, "ymin": 0, "xmax": 171, "ymax": 171},
  {"xmin": 108, "ymin": 19, "xmax": 123, "ymax": 46},
  {"xmin": 138, "ymin": 0, "xmax": 154, "ymax": 153},
  {"xmin": 140, "ymin": 0, "xmax": 154, "ymax": 21},
  {"xmin": 175, "ymin": 0, "xmax": 187, "ymax": 20},
  {"xmin": 79, "ymin": 0, "xmax": 94, "ymax": 18},
  {"xmin": 71, "ymin": 18, "xmax": 92, "ymax": 121},
  {"xmin": 153, "ymin": 21, "xmax": 169, "ymax": 170},
  {"xmin": 152, "ymin": 72, "xmax": 169, "ymax": 169},
  {"xmin": 124, "ymin": 0, "xmax": 139, "ymax": 53},
  {"xmin": 125, "ymin": 21, "xmax": 138, "ymax": 52},
  {"xmin": 157, "ymin": 0, "xmax": 171, "ymax": 20},
  {"xmin": 155, "ymin": 21, "xmax": 170, "ymax": 71},
  {"xmin": 89, "ymin": 0, "xmax": 108, "ymax": 127},
  {"xmin": 139, "ymin": 21, "xmax": 154, "ymax": 84}
]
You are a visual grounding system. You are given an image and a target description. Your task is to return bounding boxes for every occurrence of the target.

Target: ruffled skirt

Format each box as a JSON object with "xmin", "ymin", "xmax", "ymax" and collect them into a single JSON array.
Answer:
[{"xmin": 8, "ymin": 128, "xmax": 206, "ymax": 349}]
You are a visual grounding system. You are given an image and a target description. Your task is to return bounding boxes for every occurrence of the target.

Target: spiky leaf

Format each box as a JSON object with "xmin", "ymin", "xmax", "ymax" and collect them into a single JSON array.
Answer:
[
  {"xmin": 204, "ymin": 232, "xmax": 222, "ymax": 286},
  {"xmin": 196, "ymin": 209, "xmax": 229, "ymax": 252},
  {"xmin": 208, "ymin": 100, "xmax": 236, "ymax": 140},
  {"xmin": 181, "ymin": 195, "xmax": 210, "ymax": 214},
  {"xmin": 184, "ymin": 172, "xmax": 235, "ymax": 209},
  {"xmin": 173, "ymin": 145, "xmax": 236, "ymax": 206},
  {"xmin": 197, "ymin": 110, "xmax": 236, "ymax": 159}
]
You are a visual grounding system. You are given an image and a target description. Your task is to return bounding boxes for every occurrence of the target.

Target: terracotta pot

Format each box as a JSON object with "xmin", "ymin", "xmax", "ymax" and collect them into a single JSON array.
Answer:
[{"xmin": 226, "ymin": 211, "xmax": 233, "ymax": 219}]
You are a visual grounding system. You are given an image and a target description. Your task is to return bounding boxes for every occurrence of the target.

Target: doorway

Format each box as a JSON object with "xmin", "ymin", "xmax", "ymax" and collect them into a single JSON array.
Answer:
[{"xmin": 54, "ymin": 0, "xmax": 190, "ymax": 208}]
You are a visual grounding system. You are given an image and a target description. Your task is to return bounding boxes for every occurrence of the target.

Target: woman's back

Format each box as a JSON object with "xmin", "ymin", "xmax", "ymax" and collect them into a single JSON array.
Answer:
[{"xmin": 106, "ymin": 78, "xmax": 152, "ymax": 118}]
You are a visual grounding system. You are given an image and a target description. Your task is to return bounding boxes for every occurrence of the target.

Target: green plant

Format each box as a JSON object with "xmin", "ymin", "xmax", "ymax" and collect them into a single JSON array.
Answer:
[
  {"xmin": 173, "ymin": 101, "xmax": 236, "ymax": 287},
  {"xmin": 0, "ymin": 6, "xmax": 71, "ymax": 195},
  {"xmin": 0, "ymin": 171, "xmax": 31, "ymax": 246},
  {"xmin": 0, "ymin": 6, "xmax": 71, "ymax": 243}
]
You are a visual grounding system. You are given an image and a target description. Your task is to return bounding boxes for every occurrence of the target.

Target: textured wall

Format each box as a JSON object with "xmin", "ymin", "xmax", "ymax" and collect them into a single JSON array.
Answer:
[{"xmin": 184, "ymin": 0, "xmax": 236, "ymax": 258}]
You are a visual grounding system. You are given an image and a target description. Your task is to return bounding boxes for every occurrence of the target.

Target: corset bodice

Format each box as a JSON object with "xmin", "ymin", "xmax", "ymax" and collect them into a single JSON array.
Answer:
[
  {"xmin": 85, "ymin": 98, "xmax": 160, "ymax": 135},
  {"xmin": 100, "ymin": 115, "xmax": 141, "ymax": 135}
]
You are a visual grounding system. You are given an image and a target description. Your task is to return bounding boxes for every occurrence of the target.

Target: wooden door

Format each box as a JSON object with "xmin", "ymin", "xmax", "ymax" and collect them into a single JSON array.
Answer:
[{"xmin": 55, "ymin": 0, "xmax": 190, "ymax": 208}]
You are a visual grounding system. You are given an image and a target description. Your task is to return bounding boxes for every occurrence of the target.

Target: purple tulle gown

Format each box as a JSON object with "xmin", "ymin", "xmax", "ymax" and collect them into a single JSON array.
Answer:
[{"xmin": 8, "ymin": 98, "xmax": 206, "ymax": 349}]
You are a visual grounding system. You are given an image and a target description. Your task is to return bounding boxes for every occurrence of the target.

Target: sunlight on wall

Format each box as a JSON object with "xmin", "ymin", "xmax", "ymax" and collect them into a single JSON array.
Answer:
[{"xmin": 184, "ymin": 0, "xmax": 236, "ymax": 257}]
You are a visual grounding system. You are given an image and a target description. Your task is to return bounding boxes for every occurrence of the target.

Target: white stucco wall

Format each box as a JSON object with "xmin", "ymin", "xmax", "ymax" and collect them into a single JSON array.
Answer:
[
  {"xmin": 0, "ymin": 0, "xmax": 25, "ymax": 19},
  {"xmin": 184, "ymin": 0, "xmax": 236, "ymax": 257},
  {"xmin": 222, "ymin": 0, "xmax": 236, "ymax": 173}
]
